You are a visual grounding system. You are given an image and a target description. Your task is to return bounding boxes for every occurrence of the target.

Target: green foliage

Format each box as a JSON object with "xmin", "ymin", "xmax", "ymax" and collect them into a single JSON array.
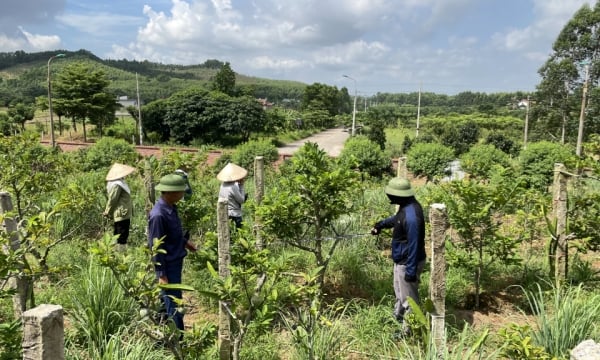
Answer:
[
  {"xmin": 0, "ymin": 112, "xmax": 15, "ymax": 135},
  {"xmin": 0, "ymin": 320, "xmax": 22, "ymax": 360},
  {"xmin": 67, "ymin": 260, "xmax": 137, "ymax": 355},
  {"xmin": 568, "ymin": 183, "xmax": 600, "ymax": 252},
  {"xmin": 523, "ymin": 283, "xmax": 600, "ymax": 358},
  {"xmin": 53, "ymin": 62, "xmax": 118, "ymax": 141},
  {"xmin": 301, "ymin": 82, "xmax": 349, "ymax": 117},
  {"xmin": 485, "ymin": 132, "xmax": 518, "ymax": 155},
  {"xmin": 338, "ymin": 135, "xmax": 392, "ymax": 178},
  {"xmin": 211, "ymin": 62, "xmax": 236, "ymax": 96},
  {"xmin": 439, "ymin": 120, "xmax": 480, "ymax": 155},
  {"xmin": 257, "ymin": 142, "xmax": 361, "ymax": 290},
  {"xmin": 460, "ymin": 143, "xmax": 511, "ymax": 180},
  {"xmin": 73, "ymin": 137, "xmax": 139, "ymax": 172},
  {"xmin": 163, "ymin": 88, "xmax": 266, "ymax": 145},
  {"xmin": 195, "ymin": 227, "xmax": 286, "ymax": 359},
  {"xmin": 498, "ymin": 323, "xmax": 556, "ymax": 360},
  {"xmin": 7, "ymin": 102, "xmax": 34, "ymax": 130},
  {"xmin": 231, "ymin": 139, "xmax": 279, "ymax": 173},
  {"xmin": 282, "ymin": 301, "xmax": 355, "ymax": 360},
  {"xmin": 442, "ymin": 179, "xmax": 523, "ymax": 308},
  {"xmin": 406, "ymin": 142, "xmax": 454, "ymax": 181},
  {"xmin": 535, "ymin": 1, "xmax": 600, "ymax": 139},
  {"xmin": 0, "ymin": 133, "xmax": 68, "ymax": 217},
  {"xmin": 518, "ymin": 141, "xmax": 575, "ymax": 190}
]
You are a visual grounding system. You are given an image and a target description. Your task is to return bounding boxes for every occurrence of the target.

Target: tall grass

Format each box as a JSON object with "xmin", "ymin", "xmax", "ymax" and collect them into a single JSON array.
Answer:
[
  {"xmin": 67, "ymin": 260, "xmax": 136, "ymax": 355},
  {"xmin": 524, "ymin": 282, "xmax": 600, "ymax": 358}
]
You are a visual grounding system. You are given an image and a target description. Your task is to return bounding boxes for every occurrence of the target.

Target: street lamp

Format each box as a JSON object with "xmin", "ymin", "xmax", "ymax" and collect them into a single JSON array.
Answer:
[
  {"xmin": 343, "ymin": 74, "xmax": 357, "ymax": 136},
  {"xmin": 47, "ymin": 53, "xmax": 65, "ymax": 147}
]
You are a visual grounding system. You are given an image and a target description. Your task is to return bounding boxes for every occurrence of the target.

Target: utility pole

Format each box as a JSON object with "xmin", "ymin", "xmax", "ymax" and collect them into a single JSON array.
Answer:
[
  {"xmin": 343, "ymin": 75, "xmax": 357, "ymax": 136},
  {"xmin": 136, "ymin": 73, "xmax": 143, "ymax": 146},
  {"xmin": 416, "ymin": 83, "xmax": 421, "ymax": 137},
  {"xmin": 576, "ymin": 62, "xmax": 589, "ymax": 157},
  {"xmin": 523, "ymin": 95, "xmax": 530, "ymax": 150}
]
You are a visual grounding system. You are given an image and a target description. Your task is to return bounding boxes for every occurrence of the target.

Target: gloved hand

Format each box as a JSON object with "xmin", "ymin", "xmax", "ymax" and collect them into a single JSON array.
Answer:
[
  {"xmin": 370, "ymin": 227, "xmax": 380, "ymax": 235},
  {"xmin": 404, "ymin": 273, "xmax": 418, "ymax": 283}
]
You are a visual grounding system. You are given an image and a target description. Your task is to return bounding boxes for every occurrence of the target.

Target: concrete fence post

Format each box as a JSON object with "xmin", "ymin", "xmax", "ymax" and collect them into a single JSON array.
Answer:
[
  {"xmin": 22, "ymin": 304, "xmax": 64, "ymax": 360},
  {"xmin": 552, "ymin": 163, "xmax": 568, "ymax": 282},
  {"xmin": 217, "ymin": 198, "xmax": 231, "ymax": 360},
  {"xmin": 429, "ymin": 203, "xmax": 448, "ymax": 355},
  {"xmin": 0, "ymin": 191, "xmax": 29, "ymax": 317}
]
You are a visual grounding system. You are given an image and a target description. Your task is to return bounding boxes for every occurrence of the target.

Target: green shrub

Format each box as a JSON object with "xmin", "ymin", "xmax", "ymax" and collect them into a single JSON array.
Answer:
[
  {"xmin": 518, "ymin": 141, "xmax": 575, "ymax": 190},
  {"xmin": 338, "ymin": 135, "xmax": 392, "ymax": 178},
  {"xmin": 67, "ymin": 261, "xmax": 137, "ymax": 355},
  {"xmin": 485, "ymin": 132, "xmax": 518, "ymax": 155},
  {"xmin": 460, "ymin": 143, "xmax": 511, "ymax": 180},
  {"xmin": 406, "ymin": 142, "xmax": 455, "ymax": 181},
  {"xmin": 74, "ymin": 137, "xmax": 139, "ymax": 172},
  {"xmin": 231, "ymin": 139, "xmax": 279, "ymax": 173},
  {"xmin": 525, "ymin": 283, "xmax": 600, "ymax": 358}
]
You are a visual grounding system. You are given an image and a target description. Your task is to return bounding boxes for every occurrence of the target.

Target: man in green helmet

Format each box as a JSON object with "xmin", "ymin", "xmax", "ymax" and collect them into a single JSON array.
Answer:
[{"xmin": 371, "ymin": 177, "xmax": 426, "ymax": 337}]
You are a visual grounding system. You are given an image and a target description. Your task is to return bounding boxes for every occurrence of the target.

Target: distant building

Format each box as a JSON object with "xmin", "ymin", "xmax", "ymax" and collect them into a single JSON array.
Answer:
[
  {"xmin": 257, "ymin": 98, "xmax": 273, "ymax": 109},
  {"xmin": 115, "ymin": 96, "xmax": 141, "ymax": 116}
]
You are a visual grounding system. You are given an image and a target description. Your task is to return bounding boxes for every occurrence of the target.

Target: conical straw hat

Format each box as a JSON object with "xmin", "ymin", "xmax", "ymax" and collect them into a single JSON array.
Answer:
[
  {"xmin": 106, "ymin": 163, "xmax": 136, "ymax": 181},
  {"xmin": 217, "ymin": 163, "xmax": 248, "ymax": 182}
]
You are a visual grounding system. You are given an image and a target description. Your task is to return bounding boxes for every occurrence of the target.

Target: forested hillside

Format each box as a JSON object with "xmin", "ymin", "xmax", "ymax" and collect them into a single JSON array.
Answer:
[{"xmin": 0, "ymin": 49, "xmax": 307, "ymax": 106}]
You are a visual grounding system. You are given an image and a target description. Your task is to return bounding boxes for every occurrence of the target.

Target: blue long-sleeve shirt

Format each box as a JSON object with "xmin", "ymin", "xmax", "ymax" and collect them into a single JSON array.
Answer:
[
  {"xmin": 374, "ymin": 199, "xmax": 426, "ymax": 277},
  {"xmin": 148, "ymin": 197, "xmax": 188, "ymax": 276}
]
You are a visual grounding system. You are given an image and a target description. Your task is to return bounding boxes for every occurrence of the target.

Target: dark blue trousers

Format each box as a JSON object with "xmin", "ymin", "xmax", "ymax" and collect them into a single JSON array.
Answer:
[{"xmin": 161, "ymin": 260, "xmax": 184, "ymax": 331}]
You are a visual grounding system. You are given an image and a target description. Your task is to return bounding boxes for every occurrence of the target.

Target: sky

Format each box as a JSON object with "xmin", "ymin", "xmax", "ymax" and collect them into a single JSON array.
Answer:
[{"xmin": 0, "ymin": 0, "xmax": 595, "ymax": 95}]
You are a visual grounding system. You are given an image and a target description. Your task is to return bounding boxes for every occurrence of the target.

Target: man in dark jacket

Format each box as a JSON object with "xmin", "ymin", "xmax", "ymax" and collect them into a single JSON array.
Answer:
[
  {"xmin": 148, "ymin": 173, "xmax": 197, "ymax": 333},
  {"xmin": 371, "ymin": 177, "xmax": 426, "ymax": 335}
]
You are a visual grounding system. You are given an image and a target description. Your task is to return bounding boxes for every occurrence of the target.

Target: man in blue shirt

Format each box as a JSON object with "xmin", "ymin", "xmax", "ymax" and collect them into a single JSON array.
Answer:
[
  {"xmin": 371, "ymin": 177, "xmax": 426, "ymax": 336},
  {"xmin": 148, "ymin": 173, "xmax": 197, "ymax": 332}
]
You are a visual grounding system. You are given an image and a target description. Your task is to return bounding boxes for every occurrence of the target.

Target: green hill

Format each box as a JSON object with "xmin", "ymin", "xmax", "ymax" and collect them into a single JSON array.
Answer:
[{"xmin": 0, "ymin": 49, "xmax": 307, "ymax": 106}]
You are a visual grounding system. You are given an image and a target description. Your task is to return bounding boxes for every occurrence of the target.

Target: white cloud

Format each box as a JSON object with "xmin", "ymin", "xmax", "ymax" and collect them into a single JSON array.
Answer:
[
  {"xmin": 0, "ymin": 27, "xmax": 61, "ymax": 52},
  {"xmin": 493, "ymin": 0, "xmax": 592, "ymax": 52}
]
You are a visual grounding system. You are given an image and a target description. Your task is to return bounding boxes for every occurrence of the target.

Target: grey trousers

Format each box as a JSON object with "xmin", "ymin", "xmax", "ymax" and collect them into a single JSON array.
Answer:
[{"xmin": 393, "ymin": 260, "xmax": 426, "ymax": 322}]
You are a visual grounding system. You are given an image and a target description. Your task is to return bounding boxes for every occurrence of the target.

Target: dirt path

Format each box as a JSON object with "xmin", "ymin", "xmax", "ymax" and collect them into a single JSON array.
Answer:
[{"xmin": 277, "ymin": 127, "xmax": 350, "ymax": 157}]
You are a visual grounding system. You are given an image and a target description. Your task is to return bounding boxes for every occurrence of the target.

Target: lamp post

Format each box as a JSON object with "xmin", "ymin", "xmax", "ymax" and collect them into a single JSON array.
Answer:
[
  {"xmin": 47, "ymin": 53, "xmax": 65, "ymax": 147},
  {"xmin": 343, "ymin": 74, "xmax": 357, "ymax": 136}
]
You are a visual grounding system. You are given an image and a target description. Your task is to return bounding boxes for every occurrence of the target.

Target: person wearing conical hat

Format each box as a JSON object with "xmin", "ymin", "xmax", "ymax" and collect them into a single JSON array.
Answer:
[
  {"xmin": 370, "ymin": 177, "xmax": 426, "ymax": 338},
  {"xmin": 103, "ymin": 163, "xmax": 136, "ymax": 248},
  {"xmin": 148, "ymin": 173, "xmax": 197, "ymax": 333},
  {"xmin": 217, "ymin": 163, "xmax": 248, "ymax": 228}
]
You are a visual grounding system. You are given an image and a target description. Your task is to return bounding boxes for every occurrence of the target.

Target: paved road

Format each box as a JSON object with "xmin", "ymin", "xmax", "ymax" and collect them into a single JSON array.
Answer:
[{"xmin": 277, "ymin": 127, "xmax": 350, "ymax": 157}]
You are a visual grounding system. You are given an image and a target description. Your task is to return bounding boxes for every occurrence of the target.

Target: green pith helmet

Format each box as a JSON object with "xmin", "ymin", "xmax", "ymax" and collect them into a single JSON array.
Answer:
[
  {"xmin": 155, "ymin": 174, "xmax": 187, "ymax": 192},
  {"xmin": 384, "ymin": 177, "xmax": 415, "ymax": 197}
]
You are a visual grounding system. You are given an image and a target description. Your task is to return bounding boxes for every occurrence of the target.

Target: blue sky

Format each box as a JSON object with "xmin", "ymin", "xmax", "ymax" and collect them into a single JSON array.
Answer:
[{"xmin": 0, "ymin": 0, "xmax": 594, "ymax": 95}]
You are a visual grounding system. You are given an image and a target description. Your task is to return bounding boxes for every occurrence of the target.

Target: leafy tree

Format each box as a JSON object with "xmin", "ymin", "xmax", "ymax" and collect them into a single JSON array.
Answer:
[
  {"xmin": 338, "ymin": 135, "xmax": 391, "ymax": 178},
  {"xmin": 301, "ymin": 83, "xmax": 347, "ymax": 117},
  {"xmin": 442, "ymin": 179, "xmax": 522, "ymax": 308},
  {"xmin": 518, "ymin": 141, "xmax": 576, "ymax": 190},
  {"xmin": 257, "ymin": 142, "xmax": 361, "ymax": 292},
  {"xmin": 141, "ymin": 98, "xmax": 169, "ymax": 142},
  {"xmin": 460, "ymin": 144, "xmax": 511, "ymax": 180},
  {"xmin": 485, "ymin": 132, "xmax": 517, "ymax": 155},
  {"xmin": 52, "ymin": 62, "xmax": 117, "ymax": 141},
  {"xmin": 0, "ymin": 112, "xmax": 15, "ymax": 135},
  {"xmin": 71, "ymin": 137, "xmax": 139, "ymax": 172},
  {"xmin": 535, "ymin": 1, "xmax": 600, "ymax": 142},
  {"xmin": 7, "ymin": 103, "xmax": 35, "ymax": 131},
  {"xmin": 231, "ymin": 139, "xmax": 279, "ymax": 173},
  {"xmin": 0, "ymin": 133, "xmax": 67, "ymax": 218},
  {"xmin": 406, "ymin": 142, "xmax": 455, "ymax": 182},
  {"xmin": 441, "ymin": 120, "xmax": 480, "ymax": 156},
  {"xmin": 212, "ymin": 62, "xmax": 236, "ymax": 96}
]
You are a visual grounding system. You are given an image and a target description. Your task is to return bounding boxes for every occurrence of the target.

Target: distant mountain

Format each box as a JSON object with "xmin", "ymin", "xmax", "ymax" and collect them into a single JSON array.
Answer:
[{"xmin": 0, "ymin": 49, "xmax": 306, "ymax": 107}]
